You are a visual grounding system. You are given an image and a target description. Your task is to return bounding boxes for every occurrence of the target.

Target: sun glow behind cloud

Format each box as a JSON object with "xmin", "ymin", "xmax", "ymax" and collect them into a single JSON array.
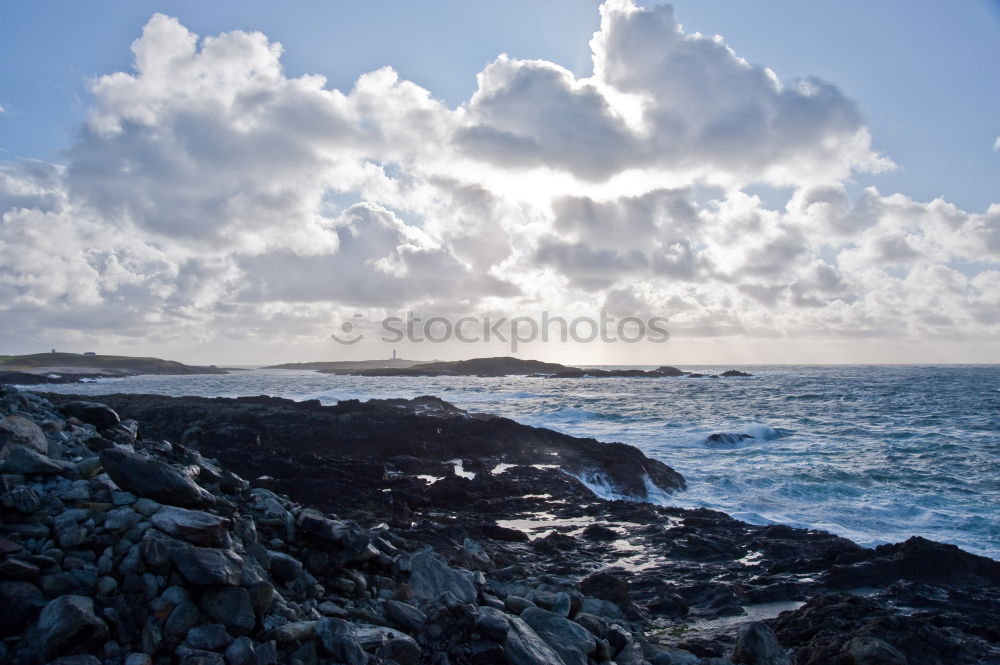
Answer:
[{"xmin": 0, "ymin": 2, "xmax": 998, "ymax": 363}]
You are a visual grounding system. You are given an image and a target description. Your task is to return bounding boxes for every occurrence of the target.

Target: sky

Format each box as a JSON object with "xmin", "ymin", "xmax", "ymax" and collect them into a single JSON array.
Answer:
[{"xmin": 1, "ymin": 1, "xmax": 999, "ymax": 364}]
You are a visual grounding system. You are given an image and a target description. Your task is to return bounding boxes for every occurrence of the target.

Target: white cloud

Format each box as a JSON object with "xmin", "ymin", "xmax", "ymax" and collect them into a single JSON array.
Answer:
[{"xmin": 0, "ymin": 3, "xmax": 996, "ymax": 360}]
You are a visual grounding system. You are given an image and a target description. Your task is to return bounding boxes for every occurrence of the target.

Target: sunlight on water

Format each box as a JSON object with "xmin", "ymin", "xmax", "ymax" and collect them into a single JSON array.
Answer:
[{"xmin": 32, "ymin": 364, "xmax": 1000, "ymax": 557}]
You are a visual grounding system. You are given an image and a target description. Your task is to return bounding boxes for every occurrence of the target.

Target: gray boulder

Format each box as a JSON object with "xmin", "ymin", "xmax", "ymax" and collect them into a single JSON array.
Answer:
[
  {"xmin": 101, "ymin": 449, "xmax": 213, "ymax": 507},
  {"xmin": 35, "ymin": 595, "xmax": 108, "ymax": 661},
  {"xmin": 408, "ymin": 550, "xmax": 476, "ymax": 604},
  {"xmin": 384, "ymin": 600, "xmax": 427, "ymax": 632}
]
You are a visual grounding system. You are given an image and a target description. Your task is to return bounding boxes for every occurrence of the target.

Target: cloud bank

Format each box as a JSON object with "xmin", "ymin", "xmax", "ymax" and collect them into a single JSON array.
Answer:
[{"xmin": 0, "ymin": 2, "xmax": 997, "ymax": 360}]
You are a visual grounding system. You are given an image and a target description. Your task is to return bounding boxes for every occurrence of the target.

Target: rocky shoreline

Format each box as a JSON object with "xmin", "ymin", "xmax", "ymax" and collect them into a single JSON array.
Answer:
[{"xmin": 1, "ymin": 387, "xmax": 997, "ymax": 665}]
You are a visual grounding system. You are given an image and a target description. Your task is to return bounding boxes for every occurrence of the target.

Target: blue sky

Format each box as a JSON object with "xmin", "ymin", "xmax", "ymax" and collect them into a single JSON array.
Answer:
[
  {"xmin": 3, "ymin": 1, "xmax": 998, "ymax": 211},
  {"xmin": 1, "ymin": 1, "xmax": 999, "ymax": 363}
]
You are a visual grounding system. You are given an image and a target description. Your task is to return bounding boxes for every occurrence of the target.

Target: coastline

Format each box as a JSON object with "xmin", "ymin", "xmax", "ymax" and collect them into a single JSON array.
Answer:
[{"xmin": 1, "ymin": 386, "xmax": 996, "ymax": 664}]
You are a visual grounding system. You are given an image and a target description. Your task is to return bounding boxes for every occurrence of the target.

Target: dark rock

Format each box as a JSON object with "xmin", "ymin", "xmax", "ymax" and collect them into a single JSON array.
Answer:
[
  {"xmin": 844, "ymin": 637, "xmax": 908, "ymax": 665},
  {"xmin": 295, "ymin": 510, "xmax": 370, "ymax": 566},
  {"xmin": 0, "ymin": 414, "xmax": 49, "ymax": 457},
  {"xmin": 225, "ymin": 636, "xmax": 255, "ymax": 665},
  {"xmin": 151, "ymin": 506, "xmax": 231, "ymax": 547},
  {"xmin": 58, "ymin": 401, "xmax": 121, "ymax": 430},
  {"xmin": 1, "ymin": 445, "xmax": 66, "ymax": 474},
  {"xmin": 186, "ymin": 624, "xmax": 234, "ymax": 650},
  {"xmin": 503, "ymin": 615, "xmax": 568, "ymax": 665},
  {"xmin": 5, "ymin": 484, "xmax": 41, "ymax": 513},
  {"xmin": 384, "ymin": 599, "xmax": 426, "ymax": 632},
  {"xmin": 521, "ymin": 607, "xmax": 596, "ymax": 665},
  {"xmin": 200, "ymin": 586, "xmax": 255, "ymax": 634},
  {"xmin": 172, "ymin": 546, "xmax": 244, "ymax": 586},
  {"xmin": 581, "ymin": 523, "xmax": 618, "ymax": 541},
  {"xmin": 316, "ymin": 617, "xmax": 368, "ymax": 665},
  {"xmin": 267, "ymin": 550, "xmax": 303, "ymax": 582},
  {"xmin": 474, "ymin": 606, "xmax": 511, "ymax": 641},
  {"xmin": 165, "ymin": 601, "xmax": 201, "ymax": 638},
  {"xmin": 0, "ymin": 581, "xmax": 45, "ymax": 636},
  {"xmin": 731, "ymin": 621, "xmax": 790, "ymax": 665},
  {"xmin": 580, "ymin": 571, "xmax": 631, "ymax": 606},
  {"xmin": 100, "ymin": 449, "xmax": 213, "ymax": 507},
  {"xmin": 35, "ymin": 594, "xmax": 108, "ymax": 661},
  {"xmin": 721, "ymin": 370, "xmax": 752, "ymax": 377},
  {"xmin": 409, "ymin": 549, "xmax": 476, "ymax": 604}
]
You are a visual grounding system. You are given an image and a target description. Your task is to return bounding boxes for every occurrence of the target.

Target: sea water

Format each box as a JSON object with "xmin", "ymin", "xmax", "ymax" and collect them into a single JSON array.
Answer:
[{"xmin": 32, "ymin": 365, "xmax": 1000, "ymax": 558}]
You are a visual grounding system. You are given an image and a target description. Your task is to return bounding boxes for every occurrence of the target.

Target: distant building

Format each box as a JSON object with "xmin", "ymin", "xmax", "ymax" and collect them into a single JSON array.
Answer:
[
  {"xmin": 83, "ymin": 352, "xmax": 96, "ymax": 356},
  {"xmin": 51, "ymin": 349, "xmax": 56, "ymax": 354}
]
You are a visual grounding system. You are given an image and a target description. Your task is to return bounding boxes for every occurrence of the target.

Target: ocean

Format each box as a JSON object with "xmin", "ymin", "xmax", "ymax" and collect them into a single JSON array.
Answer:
[{"xmin": 31, "ymin": 364, "xmax": 1000, "ymax": 558}]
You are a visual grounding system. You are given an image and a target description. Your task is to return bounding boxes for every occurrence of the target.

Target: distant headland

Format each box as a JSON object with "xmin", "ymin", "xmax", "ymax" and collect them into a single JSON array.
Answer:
[{"xmin": 0, "ymin": 352, "xmax": 229, "ymax": 384}]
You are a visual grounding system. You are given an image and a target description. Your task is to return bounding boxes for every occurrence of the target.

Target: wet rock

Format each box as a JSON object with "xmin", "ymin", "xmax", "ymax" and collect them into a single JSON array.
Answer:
[
  {"xmin": 580, "ymin": 571, "xmax": 631, "ymax": 606},
  {"xmin": 35, "ymin": 594, "xmax": 108, "ymax": 661},
  {"xmin": 731, "ymin": 622, "xmax": 791, "ymax": 665},
  {"xmin": 172, "ymin": 546, "xmax": 244, "ymax": 586},
  {"xmin": 409, "ymin": 549, "xmax": 476, "ymax": 604},
  {"xmin": 152, "ymin": 506, "xmax": 232, "ymax": 547},
  {"xmin": 58, "ymin": 401, "xmax": 121, "ymax": 430},
  {"xmin": 474, "ymin": 606, "xmax": 511, "ymax": 641},
  {"xmin": 165, "ymin": 601, "xmax": 201, "ymax": 638},
  {"xmin": 100, "ymin": 449, "xmax": 213, "ymax": 507}
]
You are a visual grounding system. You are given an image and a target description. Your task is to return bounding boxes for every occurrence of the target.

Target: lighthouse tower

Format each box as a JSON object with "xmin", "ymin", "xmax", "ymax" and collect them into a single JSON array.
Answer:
[{"xmin": 392, "ymin": 349, "xmax": 397, "ymax": 361}]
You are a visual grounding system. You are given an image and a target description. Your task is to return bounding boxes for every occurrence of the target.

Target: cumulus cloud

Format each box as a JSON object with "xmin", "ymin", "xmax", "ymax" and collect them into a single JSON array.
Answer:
[{"xmin": 0, "ymin": 2, "xmax": 996, "ymax": 358}]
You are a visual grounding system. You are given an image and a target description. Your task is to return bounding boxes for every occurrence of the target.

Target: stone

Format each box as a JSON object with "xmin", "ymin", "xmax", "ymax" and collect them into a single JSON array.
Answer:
[
  {"xmin": 503, "ymin": 615, "xmax": 569, "ymax": 665},
  {"xmin": 316, "ymin": 617, "xmax": 368, "ymax": 665},
  {"xmin": 474, "ymin": 606, "xmax": 511, "ymax": 641},
  {"xmin": 200, "ymin": 586, "xmax": 256, "ymax": 634},
  {"xmin": 267, "ymin": 620, "xmax": 317, "ymax": 642},
  {"xmin": 295, "ymin": 510, "xmax": 370, "ymax": 566},
  {"xmin": 4, "ymin": 485, "xmax": 41, "ymax": 513},
  {"xmin": 384, "ymin": 600, "xmax": 427, "ymax": 632},
  {"xmin": 100, "ymin": 449, "xmax": 213, "ymax": 507},
  {"xmin": 267, "ymin": 550, "xmax": 303, "ymax": 582},
  {"xmin": 651, "ymin": 649, "xmax": 701, "ymax": 665},
  {"xmin": 844, "ymin": 637, "xmax": 908, "ymax": 665},
  {"xmin": 732, "ymin": 622, "xmax": 791, "ymax": 665},
  {"xmin": 408, "ymin": 549, "xmax": 476, "ymax": 604},
  {"xmin": 254, "ymin": 640, "xmax": 278, "ymax": 665},
  {"xmin": 0, "ymin": 414, "xmax": 49, "ymax": 459},
  {"xmin": 172, "ymin": 546, "xmax": 244, "ymax": 586},
  {"xmin": 225, "ymin": 636, "xmax": 256, "ymax": 665},
  {"xmin": 186, "ymin": 624, "xmax": 234, "ymax": 651},
  {"xmin": 504, "ymin": 595, "xmax": 536, "ymax": 614},
  {"xmin": 124, "ymin": 654, "xmax": 154, "ymax": 665},
  {"xmin": 580, "ymin": 571, "xmax": 631, "ymax": 606},
  {"xmin": 104, "ymin": 506, "xmax": 142, "ymax": 533},
  {"xmin": 35, "ymin": 594, "xmax": 108, "ymax": 661},
  {"xmin": 0, "ymin": 581, "xmax": 45, "ymax": 636},
  {"xmin": 1, "ymin": 445, "xmax": 65, "ymax": 474},
  {"xmin": 521, "ymin": 607, "xmax": 596, "ymax": 664},
  {"xmin": 58, "ymin": 401, "xmax": 121, "ymax": 430},
  {"xmin": 165, "ymin": 601, "xmax": 201, "ymax": 637},
  {"xmin": 152, "ymin": 506, "xmax": 232, "ymax": 546}
]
